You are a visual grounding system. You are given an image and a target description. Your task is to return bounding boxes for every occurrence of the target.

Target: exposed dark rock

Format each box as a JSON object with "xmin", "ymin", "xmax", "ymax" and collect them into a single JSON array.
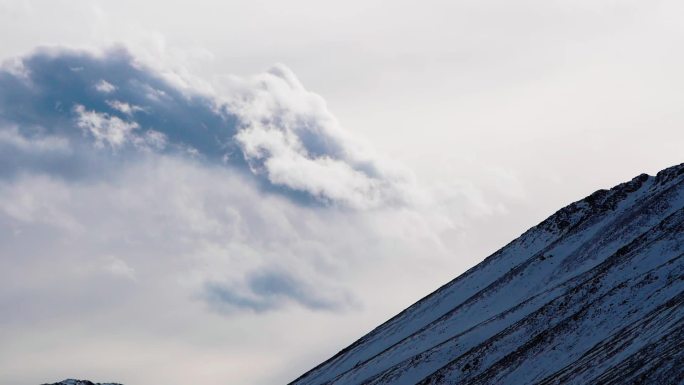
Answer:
[{"xmin": 42, "ymin": 379, "xmax": 123, "ymax": 385}]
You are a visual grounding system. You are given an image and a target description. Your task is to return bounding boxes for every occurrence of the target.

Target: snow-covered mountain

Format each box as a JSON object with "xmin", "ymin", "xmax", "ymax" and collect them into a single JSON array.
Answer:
[
  {"xmin": 291, "ymin": 163, "xmax": 684, "ymax": 385},
  {"xmin": 42, "ymin": 380, "xmax": 122, "ymax": 385}
]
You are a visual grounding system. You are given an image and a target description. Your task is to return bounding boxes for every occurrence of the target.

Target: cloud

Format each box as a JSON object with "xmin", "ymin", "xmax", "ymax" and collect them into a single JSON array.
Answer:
[
  {"xmin": 94, "ymin": 79, "xmax": 117, "ymax": 93},
  {"xmin": 0, "ymin": 46, "xmax": 518, "ymax": 385},
  {"xmin": 0, "ymin": 48, "xmax": 411, "ymax": 208},
  {"xmin": 0, "ymin": 123, "xmax": 88, "ymax": 180},
  {"xmin": 0, "ymin": 125, "xmax": 71, "ymax": 154},
  {"xmin": 105, "ymin": 100, "xmax": 145, "ymax": 116},
  {"xmin": 0, "ymin": 157, "xmax": 362, "ymax": 316},
  {"xmin": 225, "ymin": 64, "xmax": 412, "ymax": 208},
  {"xmin": 101, "ymin": 256, "xmax": 137, "ymax": 280},
  {"xmin": 0, "ymin": 47, "xmax": 509, "ymax": 319},
  {"xmin": 0, "ymin": 48, "xmax": 399, "ymax": 324},
  {"xmin": 205, "ymin": 268, "xmax": 352, "ymax": 313},
  {"xmin": 74, "ymin": 104, "xmax": 140, "ymax": 148},
  {"xmin": 0, "ymin": 47, "xmax": 243, "ymax": 174}
]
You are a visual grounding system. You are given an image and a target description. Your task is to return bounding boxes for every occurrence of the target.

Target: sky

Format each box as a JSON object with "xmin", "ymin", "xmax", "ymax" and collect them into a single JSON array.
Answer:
[{"xmin": 1, "ymin": 1, "xmax": 683, "ymax": 384}]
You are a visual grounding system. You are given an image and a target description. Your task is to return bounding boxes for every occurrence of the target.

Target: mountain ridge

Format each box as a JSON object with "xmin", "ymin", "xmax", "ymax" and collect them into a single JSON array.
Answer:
[
  {"xmin": 42, "ymin": 380, "xmax": 123, "ymax": 385},
  {"xmin": 291, "ymin": 162, "xmax": 684, "ymax": 385}
]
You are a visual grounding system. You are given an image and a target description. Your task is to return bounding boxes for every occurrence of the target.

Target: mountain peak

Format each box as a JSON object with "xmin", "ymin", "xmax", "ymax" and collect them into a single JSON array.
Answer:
[{"xmin": 42, "ymin": 380, "xmax": 123, "ymax": 385}]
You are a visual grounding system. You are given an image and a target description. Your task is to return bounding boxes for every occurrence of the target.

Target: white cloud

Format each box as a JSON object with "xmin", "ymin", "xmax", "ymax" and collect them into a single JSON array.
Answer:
[
  {"xmin": 0, "ymin": 56, "xmax": 29, "ymax": 80},
  {"xmin": 227, "ymin": 64, "xmax": 415, "ymax": 208},
  {"xmin": 74, "ymin": 104, "xmax": 139, "ymax": 148},
  {"xmin": 106, "ymin": 100, "xmax": 146, "ymax": 116},
  {"xmin": 94, "ymin": 79, "xmax": 117, "ymax": 93},
  {"xmin": 0, "ymin": 154, "xmax": 467, "ymax": 369},
  {"xmin": 134, "ymin": 129, "xmax": 167, "ymax": 150}
]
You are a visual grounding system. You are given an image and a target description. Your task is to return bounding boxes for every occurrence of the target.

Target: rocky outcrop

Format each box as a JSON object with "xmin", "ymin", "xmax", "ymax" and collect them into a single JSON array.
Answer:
[{"xmin": 42, "ymin": 379, "xmax": 123, "ymax": 385}]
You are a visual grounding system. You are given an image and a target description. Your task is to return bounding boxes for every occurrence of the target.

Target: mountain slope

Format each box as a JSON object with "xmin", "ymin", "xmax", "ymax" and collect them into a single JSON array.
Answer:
[{"xmin": 291, "ymin": 163, "xmax": 684, "ymax": 385}]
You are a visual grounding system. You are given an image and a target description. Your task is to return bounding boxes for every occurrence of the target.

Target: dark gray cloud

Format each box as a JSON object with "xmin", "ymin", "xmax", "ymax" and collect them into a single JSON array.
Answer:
[
  {"xmin": 1, "ymin": 48, "xmax": 236, "ymax": 153},
  {"xmin": 0, "ymin": 48, "xmax": 408, "ymax": 207},
  {"xmin": 0, "ymin": 48, "xmax": 245, "ymax": 178}
]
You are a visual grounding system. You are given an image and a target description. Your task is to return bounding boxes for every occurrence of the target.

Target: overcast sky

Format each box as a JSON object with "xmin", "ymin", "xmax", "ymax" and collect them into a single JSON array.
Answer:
[{"xmin": 1, "ymin": 1, "xmax": 683, "ymax": 384}]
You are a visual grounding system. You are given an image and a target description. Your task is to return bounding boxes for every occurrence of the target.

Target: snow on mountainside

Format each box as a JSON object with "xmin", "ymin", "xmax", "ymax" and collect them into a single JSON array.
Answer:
[{"xmin": 291, "ymin": 163, "xmax": 684, "ymax": 385}]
